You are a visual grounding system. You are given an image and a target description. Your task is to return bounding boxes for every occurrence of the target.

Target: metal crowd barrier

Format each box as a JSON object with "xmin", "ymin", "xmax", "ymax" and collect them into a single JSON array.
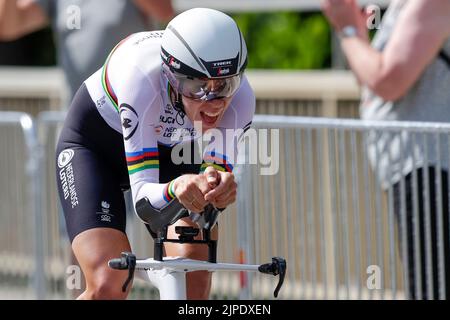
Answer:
[
  {"xmin": 1, "ymin": 111, "xmax": 450, "ymax": 300},
  {"xmin": 0, "ymin": 112, "xmax": 45, "ymax": 299},
  {"xmin": 236, "ymin": 115, "xmax": 450, "ymax": 300}
]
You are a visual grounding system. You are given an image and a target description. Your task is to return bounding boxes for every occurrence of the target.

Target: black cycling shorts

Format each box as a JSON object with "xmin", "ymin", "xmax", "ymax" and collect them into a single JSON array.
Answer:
[{"xmin": 56, "ymin": 84, "xmax": 200, "ymax": 243}]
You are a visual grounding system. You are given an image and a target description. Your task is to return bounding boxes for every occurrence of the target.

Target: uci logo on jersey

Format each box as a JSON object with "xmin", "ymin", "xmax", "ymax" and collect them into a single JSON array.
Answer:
[
  {"xmin": 160, "ymin": 115, "xmax": 176, "ymax": 124},
  {"xmin": 120, "ymin": 104, "xmax": 139, "ymax": 141},
  {"xmin": 160, "ymin": 114, "xmax": 185, "ymax": 126}
]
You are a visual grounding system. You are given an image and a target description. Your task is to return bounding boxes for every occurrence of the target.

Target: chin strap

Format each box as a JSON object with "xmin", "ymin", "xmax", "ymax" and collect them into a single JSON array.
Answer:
[
  {"xmin": 167, "ymin": 80, "xmax": 185, "ymax": 115},
  {"xmin": 174, "ymin": 93, "xmax": 185, "ymax": 114}
]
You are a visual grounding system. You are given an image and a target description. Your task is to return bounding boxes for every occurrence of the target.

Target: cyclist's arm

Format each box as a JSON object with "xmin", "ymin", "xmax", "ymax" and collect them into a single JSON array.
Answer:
[
  {"xmin": 0, "ymin": 0, "xmax": 49, "ymax": 41},
  {"xmin": 111, "ymin": 62, "xmax": 175, "ymax": 210}
]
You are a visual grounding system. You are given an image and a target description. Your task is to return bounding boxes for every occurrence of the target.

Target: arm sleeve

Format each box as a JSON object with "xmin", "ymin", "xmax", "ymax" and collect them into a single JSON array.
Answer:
[
  {"xmin": 112, "ymin": 64, "xmax": 174, "ymax": 210},
  {"xmin": 200, "ymin": 76, "xmax": 256, "ymax": 173}
]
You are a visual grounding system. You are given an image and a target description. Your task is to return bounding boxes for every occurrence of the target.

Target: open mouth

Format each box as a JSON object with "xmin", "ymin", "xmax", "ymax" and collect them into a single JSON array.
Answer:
[{"xmin": 200, "ymin": 110, "xmax": 221, "ymax": 126}]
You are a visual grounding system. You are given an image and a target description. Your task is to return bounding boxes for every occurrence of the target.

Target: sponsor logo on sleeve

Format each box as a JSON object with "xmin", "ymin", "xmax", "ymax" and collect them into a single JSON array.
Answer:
[
  {"xmin": 58, "ymin": 149, "xmax": 74, "ymax": 169},
  {"xmin": 58, "ymin": 149, "xmax": 79, "ymax": 209},
  {"xmin": 97, "ymin": 201, "xmax": 114, "ymax": 223},
  {"xmin": 120, "ymin": 103, "xmax": 139, "ymax": 141},
  {"xmin": 96, "ymin": 95, "xmax": 107, "ymax": 108}
]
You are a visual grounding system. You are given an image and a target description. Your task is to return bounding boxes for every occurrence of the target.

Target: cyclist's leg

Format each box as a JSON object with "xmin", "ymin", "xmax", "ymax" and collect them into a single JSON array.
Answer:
[
  {"xmin": 56, "ymin": 145, "xmax": 130, "ymax": 299},
  {"xmin": 56, "ymin": 83, "xmax": 133, "ymax": 299},
  {"xmin": 165, "ymin": 218, "xmax": 218, "ymax": 300},
  {"xmin": 72, "ymin": 228, "xmax": 131, "ymax": 300}
]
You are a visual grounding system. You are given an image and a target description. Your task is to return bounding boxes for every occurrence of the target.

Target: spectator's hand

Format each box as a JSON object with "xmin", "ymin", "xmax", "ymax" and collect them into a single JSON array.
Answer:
[
  {"xmin": 321, "ymin": 0, "xmax": 368, "ymax": 36},
  {"xmin": 173, "ymin": 174, "xmax": 212, "ymax": 213},
  {"xmin": 204, "ymin": 168, "xmax": 237, "ymax": 209}
]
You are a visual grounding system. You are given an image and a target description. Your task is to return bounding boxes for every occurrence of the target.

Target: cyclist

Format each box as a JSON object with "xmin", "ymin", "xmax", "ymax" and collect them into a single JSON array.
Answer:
[{"xmin": 55, "ymin": 8, "xmax": 255, "ymax": 300}]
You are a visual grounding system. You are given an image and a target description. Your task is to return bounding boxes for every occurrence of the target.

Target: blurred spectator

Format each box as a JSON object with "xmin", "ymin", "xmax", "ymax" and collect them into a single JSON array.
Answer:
[
  {"xmin": 1, "ymin": 0, "xmax": 174, "ymax": 298},
  {"xmin": 0, "ymin": 27, "xmax": 55, "ymax": 66},
  {"xmin": 322, "ymin": 0, "xmax": 450, "ymax": 299},
  {"xmin": 0, "ymin": 0, "xmax": 175, "ymax": 98}
]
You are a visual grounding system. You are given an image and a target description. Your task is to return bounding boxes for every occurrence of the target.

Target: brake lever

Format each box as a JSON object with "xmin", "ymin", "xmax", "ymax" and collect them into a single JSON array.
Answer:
[
  {"xmin": 109, "ymin": 252, "xmax": 137, "ymax": 293},
  {"xmin": 258, "ymin": 257, "xmax": 287, "ymax": 298},
  {"xmin": 123, "ymin": 253, "xmax": 136, "ymax": 293}
]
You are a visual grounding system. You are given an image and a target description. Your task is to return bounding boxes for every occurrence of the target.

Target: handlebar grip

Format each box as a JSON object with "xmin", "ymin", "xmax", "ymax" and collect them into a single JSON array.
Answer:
[{"xmin": 108, "ymin": 258, "xmax": 128, "ymax": 270}]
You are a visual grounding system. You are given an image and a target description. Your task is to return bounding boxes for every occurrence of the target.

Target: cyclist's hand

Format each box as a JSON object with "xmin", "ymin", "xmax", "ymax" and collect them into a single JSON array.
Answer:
[
  {"xmin": 173, "ymin": 174, "xmax": 212, "ymax": 213},
  {"xmin": 204, "ymin": 166, "xmax": 219, "ymax": 188},
  {"xmin": 204, "ymin": 171, "xmax": 237, "ymax": 209}
]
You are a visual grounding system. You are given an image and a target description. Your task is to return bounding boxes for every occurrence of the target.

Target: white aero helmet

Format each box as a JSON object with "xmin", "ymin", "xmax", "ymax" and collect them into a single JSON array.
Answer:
[{"xmin": 161, "ymin": 8, "xmax": 248, "ymax": 101}]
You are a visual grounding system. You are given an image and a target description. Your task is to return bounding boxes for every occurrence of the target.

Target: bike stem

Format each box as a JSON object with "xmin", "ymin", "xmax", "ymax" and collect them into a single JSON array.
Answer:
[{"xmin": 153, "ymin": 225, "xmax": 218, "ymax": 263}]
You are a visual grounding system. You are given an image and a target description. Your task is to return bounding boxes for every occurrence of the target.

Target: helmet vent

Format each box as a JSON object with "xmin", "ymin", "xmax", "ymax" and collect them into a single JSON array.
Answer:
[{"xmin": 167, "ymin": 25, "xmax": 208, "ymax": 74}]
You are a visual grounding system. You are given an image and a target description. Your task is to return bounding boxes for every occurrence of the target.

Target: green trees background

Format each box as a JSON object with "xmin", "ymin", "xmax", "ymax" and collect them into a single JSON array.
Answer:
[
  {"xmin": 0, "ymin": 12, "xmax": 333, "ymax": 69},
  {"xmin": 232, "ymin": 11, "xmax": 332, "ymax": 70}
]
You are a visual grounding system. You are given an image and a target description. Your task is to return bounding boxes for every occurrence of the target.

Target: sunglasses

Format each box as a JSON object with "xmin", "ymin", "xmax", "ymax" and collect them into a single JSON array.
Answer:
[{"xmin": 163, "ymin": 65, "xmax": 242, "ymax": 101}]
